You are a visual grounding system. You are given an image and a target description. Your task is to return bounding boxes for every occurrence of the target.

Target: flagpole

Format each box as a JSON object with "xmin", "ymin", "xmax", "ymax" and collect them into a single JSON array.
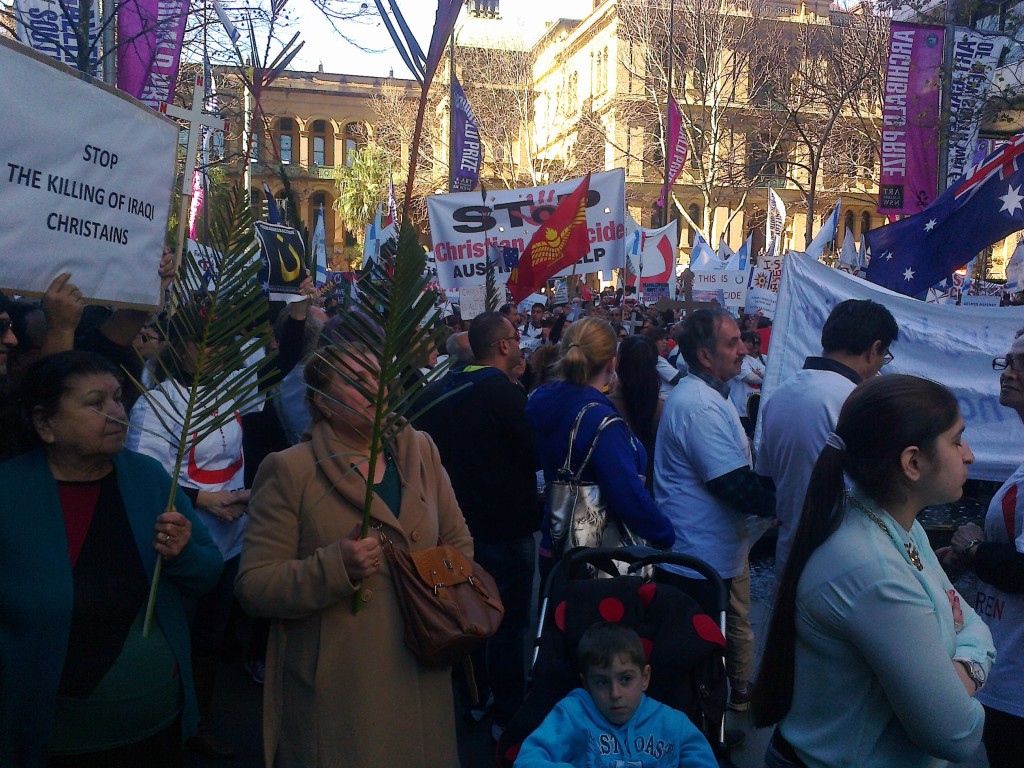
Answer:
[
  {"xmin": 448, "ymin": 31, "xmax": 456, "ymax": 192},
  {"xmin": 661, "ymin": 0, "xmax": 675, "ymax": 230},
  {"xmin": 202, "ymin": 0, "xmax": 211, "ymax": 249}
]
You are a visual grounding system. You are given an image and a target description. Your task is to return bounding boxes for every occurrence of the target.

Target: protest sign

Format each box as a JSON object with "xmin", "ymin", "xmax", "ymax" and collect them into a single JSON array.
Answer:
[
  {"xmin": 458, "ymin": 285, "xmax": 487, "ymax": 320},
  {"xmin": 0, "ymin": 38, "xmax": 177, "ymax": 309},
  {"xmin": 744, "ymin": 254, "xmax": 785, "ymax": 317},
  {"xmin": 427, "ymin": 169, "xmax": 626, "ymax": 290},
  {"xmin": 254, "ymin": 221, "xmax": 306, "ymax": 302},
  {"xmin": 760, "ymin": 251, "xmax": 1024, "ymax": 481},
  {"xmin": 553, "ymin": 279, "xmax": 568, "ymax": 305},
  {"xmin": 961, "ymin": 294, "xmax": 1001, "ymax": 307},
  {"xmin": 691, "ymin": 269, "xmax": 750, "ymax": 307}
]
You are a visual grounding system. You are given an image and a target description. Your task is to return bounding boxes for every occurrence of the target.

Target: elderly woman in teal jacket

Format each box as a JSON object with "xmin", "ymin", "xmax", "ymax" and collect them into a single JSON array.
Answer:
[{"xmin": 0, "ymin": 352, "xmax": 222, "ymax": 768}]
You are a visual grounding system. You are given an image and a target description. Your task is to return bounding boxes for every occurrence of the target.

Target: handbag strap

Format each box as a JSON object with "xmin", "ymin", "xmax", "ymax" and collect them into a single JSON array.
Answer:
[{"xmin": 560, "ymin": 402, "xmax": 625, "ymax": 481}]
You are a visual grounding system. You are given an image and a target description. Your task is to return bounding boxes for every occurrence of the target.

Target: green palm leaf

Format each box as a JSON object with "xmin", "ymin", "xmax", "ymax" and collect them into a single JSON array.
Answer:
[
  {"xmin": 136, "ymin": 183, "xmax": 277, "ymax": 636},
  {"xmin": 314, "ymin": 220, "xmax": 454, "ymax": 613}
]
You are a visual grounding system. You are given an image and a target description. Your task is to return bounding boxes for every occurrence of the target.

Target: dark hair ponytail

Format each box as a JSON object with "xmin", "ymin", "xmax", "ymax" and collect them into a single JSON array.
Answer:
[{"xmin": 752, "ymin": 375, "xmax": 960, "ymax": 727}]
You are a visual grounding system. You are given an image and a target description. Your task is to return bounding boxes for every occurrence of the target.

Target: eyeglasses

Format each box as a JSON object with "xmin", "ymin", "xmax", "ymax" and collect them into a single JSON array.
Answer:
[
  {"xmin": 993, "ymin": 354, "xmax": 1024, "ymax": 372},
  {"xmin": 882, "ymin": 350, "xmax": 894, "ymax": 366},
  {"xmin": 490, "ymin": 335, "xmax": 518, "ymax": 347},
  {"xmin": 0, "ymin": 319, "xmax": 12, "ymax": 337}
]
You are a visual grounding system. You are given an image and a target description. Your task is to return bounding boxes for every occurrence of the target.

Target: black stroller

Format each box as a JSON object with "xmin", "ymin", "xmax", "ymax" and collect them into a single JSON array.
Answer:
[{"xmin": 496, "ymin": 546, "xmax": 732, "ymax": 767}]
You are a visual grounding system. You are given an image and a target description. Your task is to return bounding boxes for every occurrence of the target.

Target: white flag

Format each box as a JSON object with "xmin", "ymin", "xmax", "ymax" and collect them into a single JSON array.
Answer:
[
  {"xmin": 806, "ymin": 200, "xmax": 841, "ymax": 260},
  {"xmin": 313, "ymin": 205, "xmax": 327, "ymax": 287},
  {"xmin": 838, "ymin": 227, "xmax": 859, "ymax": 274},
  {"xmin": 766, "ymin": 188, "xmax": 787, "ymax": 259},
  {"xmin": 363, "ymin": 204, "xmax": 383, "ymax": 267},
  {"xmin": 1006, "ymin": 238, "xmax": 1024, "ymax": 293},
  {"xmin": 689, "ymin": 231, "xmax": 722, "ymax": 270},
  {"xmin": 211, "ymin": 0, "xmax": 240, "ymax": 43},
  {"xmin": 718, "ymin": 236, "xmax": 736, "ymax": 262}
]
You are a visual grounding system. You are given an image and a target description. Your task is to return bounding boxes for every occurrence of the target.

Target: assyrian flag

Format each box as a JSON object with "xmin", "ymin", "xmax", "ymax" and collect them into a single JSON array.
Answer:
[
  {"xmin": 263, "ymin": 182, "xmax": 282, "ymax": 224},
  {"xmin": 718, "ymin": 237, "xmax": 736, "ymax": 261},
  {"xmin": 806, "ymin": 200, "xmax": 841, "ymax": 260},
  {"xmin": 766, "ymin": 188, "xmax": 787, "ymax": 258},
  {"xmin": 506, "ymin": 175, "xmax": 591, "ymax": 303},
  {"xmin": 312, "ymin": 204, "xmax": 328, "ymax": 287},
  {"xmin": 689, "ymin": 231, "xmax": 723, "ymax": 270},
  {"xmin": 838, "ymin": 227, "xmax": 860, "ymax": 274}
]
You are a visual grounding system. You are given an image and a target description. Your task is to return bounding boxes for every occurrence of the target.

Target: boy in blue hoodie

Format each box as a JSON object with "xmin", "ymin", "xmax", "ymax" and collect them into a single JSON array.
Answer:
[{"xmin": 514, "ymin": 623, "xmax": 717, "ymax": 767}]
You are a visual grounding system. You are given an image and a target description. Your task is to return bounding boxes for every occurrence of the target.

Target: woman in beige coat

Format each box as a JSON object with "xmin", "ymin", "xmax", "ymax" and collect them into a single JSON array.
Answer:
[{"xmin": 236, "ymin": 345, "xmax": 473, "ymax": 767}]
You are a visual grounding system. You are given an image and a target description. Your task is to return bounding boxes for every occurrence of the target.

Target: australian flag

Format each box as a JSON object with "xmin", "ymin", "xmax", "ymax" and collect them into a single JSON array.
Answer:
[{"xmin": 866, "ymin": 133, "xmax": 1024, "ymax": 297}]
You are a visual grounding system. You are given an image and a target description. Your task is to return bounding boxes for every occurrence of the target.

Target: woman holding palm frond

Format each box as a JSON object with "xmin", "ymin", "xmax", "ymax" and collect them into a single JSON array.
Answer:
[
  {"xmin": 0, "ymin": 351, "xmax": 222, "ymax": 767},
  {"xmin": 236, "ymin": 341, "xmax": 473, "ymax": 768}
]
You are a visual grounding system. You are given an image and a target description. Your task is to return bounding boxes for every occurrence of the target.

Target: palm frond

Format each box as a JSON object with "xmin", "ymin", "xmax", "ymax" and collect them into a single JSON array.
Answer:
[{"xmin": 140, "ymin": 183, "xmax": 277, "ymax": 635}]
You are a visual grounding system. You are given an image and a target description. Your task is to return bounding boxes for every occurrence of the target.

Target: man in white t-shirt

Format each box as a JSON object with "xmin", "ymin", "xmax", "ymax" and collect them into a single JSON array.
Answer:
[
  {"xmin": 518, "ymin": 302, "xmax": 547, "ymax": 355},
  {"xmin": 755, "ymin": 299, "xmax": 898, "ymax": 578},
  {"xmin": 654, "ymin": 308, "xmax": 776, "ymax": 711}
]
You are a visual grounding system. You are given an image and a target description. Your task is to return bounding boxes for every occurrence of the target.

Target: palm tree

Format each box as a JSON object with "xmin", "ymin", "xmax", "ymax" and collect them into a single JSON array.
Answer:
[{"xmin": 335, "ymin": 143, "xmax": 398, "ymax": 243}]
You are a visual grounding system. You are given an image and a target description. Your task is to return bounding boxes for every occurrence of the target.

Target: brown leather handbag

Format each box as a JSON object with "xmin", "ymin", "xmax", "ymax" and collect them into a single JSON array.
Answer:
[{"xmin": 378, "ymin": 528, "xmax": 505, "ymax": 667}]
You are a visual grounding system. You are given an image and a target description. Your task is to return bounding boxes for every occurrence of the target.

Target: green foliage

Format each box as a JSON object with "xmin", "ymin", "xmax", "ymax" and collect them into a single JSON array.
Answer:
[
  {"xmin": 135, "ymin": 184, "xmax": 277, "ymax": 635},
  {"xmin": 335, "ymin": 144, "xmax": 396, "ymax": 240}
]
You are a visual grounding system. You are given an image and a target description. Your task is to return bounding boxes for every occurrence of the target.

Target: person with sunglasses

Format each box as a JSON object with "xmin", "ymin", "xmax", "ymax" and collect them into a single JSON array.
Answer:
[{"xmin": 940, "ymin": 334, "xmax": 1024, "ymax": 768}]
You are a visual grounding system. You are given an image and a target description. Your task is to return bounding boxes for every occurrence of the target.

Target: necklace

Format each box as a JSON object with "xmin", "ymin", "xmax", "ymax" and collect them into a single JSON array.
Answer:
[{"xmin": 844, "ymin": 490, "xmax": 924, "ymax": 571}]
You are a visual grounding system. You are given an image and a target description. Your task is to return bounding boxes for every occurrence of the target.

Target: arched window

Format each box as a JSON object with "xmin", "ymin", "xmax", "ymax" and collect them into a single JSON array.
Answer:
[
  {"xmin": 344, "ymin": 122, "xmax": 365, "ymax": 168},
  {"xmin": 277, "ymin": 117, "xmax": 296, "ymax": 164},
  {"xmin": 311, "ymin": 119, "xmax": 328, "ymax": 166},
  {"xmin": 687, "ymin": 203, "xmax": 702, "ymax": 247},
  {"xmin": 602, "ymin": 46, "xmax": 609, "ymax": 91},
  {"xmin": 860, "ymin": 211, "xmax": 871, "ymax": 237},
  {"xmin": 250, "ymin": 187, "xmax": 264, "ymax": 221},
  {"xmin": 844, "ymin": 211, "xmax": 855, "ymax": 238}
]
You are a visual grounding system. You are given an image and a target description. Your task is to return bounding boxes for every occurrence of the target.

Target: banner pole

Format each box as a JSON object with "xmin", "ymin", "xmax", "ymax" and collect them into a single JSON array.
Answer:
[{"xmin": 661, "ymin": 0, "xmax": 675, "ymax": 229}]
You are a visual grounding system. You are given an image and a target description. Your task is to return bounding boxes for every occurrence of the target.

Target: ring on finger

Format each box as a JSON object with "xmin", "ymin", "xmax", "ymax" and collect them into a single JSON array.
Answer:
[{"xmin": 160, "ymin": 533, "xmax": 169, "ymax": 544}]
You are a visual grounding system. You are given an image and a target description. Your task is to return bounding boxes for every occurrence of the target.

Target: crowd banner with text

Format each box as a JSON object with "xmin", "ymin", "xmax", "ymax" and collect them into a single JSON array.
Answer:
[
  {"xmin": 945, "ymin": 28, "xmax": 1004, "ymax": 188},
  {"xmin": 744, "ymin": 253, "xmax": 785, "ymax": 318},
  {"xmin": 450, "ymin": 74, "xmax": 482, "ymax": 193},
  {"xmin": 13, "ymin": 0, "xmax": 98, "ymax": 73},
  {"xmin": 427, "ymin": 169, "xmax": 626, "ymax": 290},
  {"xmin": 877, "ymin": 23, "xmax": 943, "ymax": 215},
  {"xmin": 624, "ymin": 216, "xmax": 678, "ymax": 296},
  {"xmin": 759, "ymin": 251, "xmax": 1024, "ymax": 481},
  {"xmin": 691, "ymin": 270, "xmax": 749, "ymax": 308},
  {"xmin": 0, "ymin": 38, "xmax": 177, "ymax": 308},
  {"xmin": 117, "ymin": 0, "xmax": 191, "ymax": 108}
]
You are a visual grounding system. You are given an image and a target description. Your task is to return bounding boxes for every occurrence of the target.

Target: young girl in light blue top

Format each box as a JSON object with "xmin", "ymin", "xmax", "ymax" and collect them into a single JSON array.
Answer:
[{"xmin": 753, "ymin": 375, "xmax": 995, "ymax": 768}]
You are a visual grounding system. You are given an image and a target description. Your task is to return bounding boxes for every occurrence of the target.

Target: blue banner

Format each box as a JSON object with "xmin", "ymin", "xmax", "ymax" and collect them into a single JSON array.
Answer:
[{"xmin": 450, "ymin": 75, "xmax": 482, "ymax": 193}]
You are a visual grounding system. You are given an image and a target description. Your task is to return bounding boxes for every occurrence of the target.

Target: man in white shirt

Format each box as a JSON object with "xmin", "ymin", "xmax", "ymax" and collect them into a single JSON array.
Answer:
[
  {"xmin": 655, "ymin": 309, "xmax": 775, "ymax": 711},
  {"xmin": 755, "ymin": 299, "xmax": 898, "ymax": 578},
  {"xmin": 518, "ymin": 302, "xmax": 547, "ymax": 355}
]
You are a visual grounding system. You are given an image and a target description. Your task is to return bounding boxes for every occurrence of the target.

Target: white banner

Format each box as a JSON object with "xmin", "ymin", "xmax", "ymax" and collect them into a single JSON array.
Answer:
[
  {"xmin": 427, "ymin": 170, "xmax": 626, "ymax": 290},
  {"xmin": 761, "ymin": 251, "xmax": 1024, "ymax": 481},
  {"xmin": 0, "ymin": 40, "xmax": 177, "ymax": 309},
  {"xmin": 766, "ymin": 188, "xmax": 787, "ymax": 257},
  {"xmin": 945, "ymin": 28, "xmax": 1004, "ymax": 186},
  {"xmin": 691, "ymin": 269, "xmax": 750, "ymax": 307},
  {"xmin": 624, "ymin": 216, "xmax": 678, "ymax": 293}
]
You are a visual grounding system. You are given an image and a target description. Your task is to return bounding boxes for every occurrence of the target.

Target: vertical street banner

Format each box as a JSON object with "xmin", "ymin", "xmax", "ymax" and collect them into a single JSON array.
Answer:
[
  {"xmin": 878, "ymin": 23, "xmax": 943, "ymax": 215},
  {"xmin": 945, "ymin": 28, "xmax": 1004, "ymax": 187},
  {"xmin": 450, "ymin": 74, "xmax": 482, "ymax": 193},
  {"xmin": 13, "ymin": 0, "xmax": 99, "ymax": 74},
  {"xmin": 656, "ymin": 95, "xmax": 689, "ymax": 208},
  {"xmin": 117, "ymin": 0, "xmax": 191, "ymax": 108},
  {"xmin": 427, "ymin": 169, "xmax": 626, "ymax": 290}
]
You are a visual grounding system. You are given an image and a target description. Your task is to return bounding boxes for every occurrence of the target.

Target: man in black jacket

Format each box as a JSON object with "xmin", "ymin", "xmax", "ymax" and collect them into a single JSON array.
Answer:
[{"xmin": 420, "ymin": 311, "xmax": 540, "ymax": 739}]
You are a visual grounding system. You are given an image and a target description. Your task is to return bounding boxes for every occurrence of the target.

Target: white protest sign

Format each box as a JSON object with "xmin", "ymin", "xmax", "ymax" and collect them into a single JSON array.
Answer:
[
  {"xmin": 458, "ymin": 285, "xmax": 487, "ymax": 320},
  {"xmin": 553, "ymin": 279, "xmax": 568, "ymax": 305},
  {"xmin": 426, "ymin": 170, "xmax": 626, "ymax": 290},
  {"xmin": 761, "ymin": 251, "xmax": 1024, "ymax": 481},
  {"xmin": 0, "ymin": 39, "xmax": 177, "ymax": 309},
  {"xmin": 691, "ymin": 269, "xmax": 750, "ymax": 307},
  {"xmin": 744, "ymin": 254, "xmax": 785, "ymax": 317}
]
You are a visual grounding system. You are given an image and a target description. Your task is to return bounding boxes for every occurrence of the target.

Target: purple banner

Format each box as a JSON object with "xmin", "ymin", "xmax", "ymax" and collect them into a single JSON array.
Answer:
[
  {"xmin": 877, "ymin": 23, "xmax": 943, "ymax": 215},
  {"xmin": 117, "ymin": 0, "xmax": 190, "ymax": 108},
  {"xmin": 657, "ymin": 95, "xmax": 688, "ymax": 207},
  {"xmin": 450, "ymin": 75, "xmax": 481, "ymax": 193}
]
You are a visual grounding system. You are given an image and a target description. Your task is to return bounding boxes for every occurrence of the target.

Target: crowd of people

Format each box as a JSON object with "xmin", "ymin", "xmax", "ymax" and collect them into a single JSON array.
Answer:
[{"xmin": 0, "ymin": 264, "xmax": 1021, "ymax": 768}]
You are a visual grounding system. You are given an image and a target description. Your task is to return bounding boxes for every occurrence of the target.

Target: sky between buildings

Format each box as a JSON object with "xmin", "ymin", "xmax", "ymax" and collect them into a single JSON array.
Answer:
[{"xmin": 290, "ymin": 0, "xmax": 592, "ymax": 77}]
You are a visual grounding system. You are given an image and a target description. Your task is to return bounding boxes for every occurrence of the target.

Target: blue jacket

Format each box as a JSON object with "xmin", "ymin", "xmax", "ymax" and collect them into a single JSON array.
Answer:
[
  {"xmin": 526, "ymin": 381, "xmax": 674, "ymax": 552},
  {"xmin": 0, "ymin": 450, "xmax": 223, "ymax": 767},
  {"xmin": 514, "ymin": 688, "xmax": 717, "ymax": 767}
]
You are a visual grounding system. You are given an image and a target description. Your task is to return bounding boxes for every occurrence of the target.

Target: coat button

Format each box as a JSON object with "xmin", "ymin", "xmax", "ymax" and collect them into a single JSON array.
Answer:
[
  {"xmin": 411, "ymin": 530, "xmax": 421, "ymax": 542},
  {"xmin": 361, "ymin": 590, "xmax": 373, "ymax": 602}
]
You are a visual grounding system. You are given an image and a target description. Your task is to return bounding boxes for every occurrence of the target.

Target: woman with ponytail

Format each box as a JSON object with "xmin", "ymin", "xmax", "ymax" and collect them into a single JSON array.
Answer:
[
  {"xmin": 752, "ymin": 375, "xmax": 994, "ymax": 768},
  {"xmin": 526, "ymin": 317, "xmax": 674, "ymax": 579}
]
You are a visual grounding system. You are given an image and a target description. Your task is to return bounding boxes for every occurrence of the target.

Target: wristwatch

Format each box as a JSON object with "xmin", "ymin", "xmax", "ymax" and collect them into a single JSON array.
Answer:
[
  {"xmin": 964, "ymin": 539, "xmax": 983, "ymax": 558},
  {"xmin": 955, "ymin": 659, "xmax": 987, "ymax": 691}
]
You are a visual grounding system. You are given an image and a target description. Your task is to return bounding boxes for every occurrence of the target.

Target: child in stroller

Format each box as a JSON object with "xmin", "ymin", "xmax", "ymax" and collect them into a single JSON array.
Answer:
[{"xmin": 514, "ymin": 622, "xmax": 717, "ymax": 767}]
